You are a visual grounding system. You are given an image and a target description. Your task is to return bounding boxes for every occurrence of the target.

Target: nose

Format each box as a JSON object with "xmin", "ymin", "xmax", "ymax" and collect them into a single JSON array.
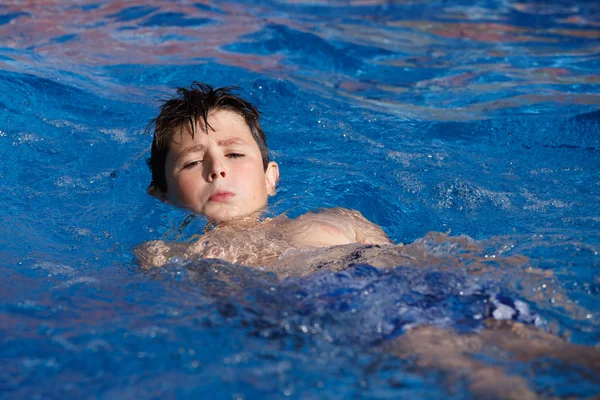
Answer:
[{"xmin": 206, "ymin": 156, "xmax": 227, "ymax": 182}]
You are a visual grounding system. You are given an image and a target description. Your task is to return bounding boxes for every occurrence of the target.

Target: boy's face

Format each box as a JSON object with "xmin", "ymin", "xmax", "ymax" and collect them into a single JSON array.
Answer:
[{"xmin": 163, "ymin": 109, "xmax": 278, "ymax": 221}]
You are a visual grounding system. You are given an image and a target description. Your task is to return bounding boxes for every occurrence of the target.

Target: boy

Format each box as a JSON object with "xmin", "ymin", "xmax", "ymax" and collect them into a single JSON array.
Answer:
[
  {"xmin": 136, "ymin": 82, "xmax": 391, "ymax": 270},
  {"xmin": 135, "ymin": 84, "xmax": 600, "ymax": 394}
]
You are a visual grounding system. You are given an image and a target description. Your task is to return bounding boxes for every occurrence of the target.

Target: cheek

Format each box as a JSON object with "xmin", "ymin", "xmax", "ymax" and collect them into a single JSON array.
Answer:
[
  {"xmin": 234, "ymin": 165, "xmax": 266, "ymax": 196},
  {"xmin": 175, "ymin": 174, "xmax": 202, "ymax": 199}
]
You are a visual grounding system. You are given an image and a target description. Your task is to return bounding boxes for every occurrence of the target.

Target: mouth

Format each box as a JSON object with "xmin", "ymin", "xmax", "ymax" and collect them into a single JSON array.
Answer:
[{"xmin": 209, "ymin": 190, "xmax": 235, "ymax": 203}]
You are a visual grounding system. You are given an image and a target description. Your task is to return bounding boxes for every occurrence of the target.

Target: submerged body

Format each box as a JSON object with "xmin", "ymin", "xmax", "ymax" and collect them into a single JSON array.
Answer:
[
  {"xmin": 142, "ymin": 230, "xmax": 600, "ymax": 400},
  {"xmin": 136, "ymin": 207, "xmax": 392, "ymax": 271}
]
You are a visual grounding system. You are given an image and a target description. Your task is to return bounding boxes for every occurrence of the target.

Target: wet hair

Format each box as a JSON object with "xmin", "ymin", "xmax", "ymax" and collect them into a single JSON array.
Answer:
[{"xmin": 147, "ymin": 82, "xmax": 269, "ymax": 193}]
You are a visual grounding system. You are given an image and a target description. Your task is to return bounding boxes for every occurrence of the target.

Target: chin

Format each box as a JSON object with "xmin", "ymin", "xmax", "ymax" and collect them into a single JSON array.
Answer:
[
  {"xmin": 202, "ymin": 206, "xmax": 242, "ymax": 222},
  {"xmin": 204, "ymin": 205, "xmax": 267, "ymax": 222},
  {"xmin": 206, "ymin": 214, "xmax": 236, "ymax": 222}
]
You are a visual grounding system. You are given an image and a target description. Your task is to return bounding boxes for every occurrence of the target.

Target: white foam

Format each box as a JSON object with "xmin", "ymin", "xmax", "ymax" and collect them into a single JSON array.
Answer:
[
  {"xmin": 492, "ymin": 302, "xmax": 516, "ymax": 320},
  {"xmin": 33, "ymin": 262, "xmax": 77, "ymax": 276}
]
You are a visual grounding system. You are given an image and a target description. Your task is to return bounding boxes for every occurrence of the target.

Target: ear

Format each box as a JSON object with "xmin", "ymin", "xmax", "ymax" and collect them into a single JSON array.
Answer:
[
  {"xmin": 265, "ymin": 161, "xmax": 279, "ymax": 196},
  {"xmin": 148, "ymin": 183, "xmax": 167, "ymax": 202}
]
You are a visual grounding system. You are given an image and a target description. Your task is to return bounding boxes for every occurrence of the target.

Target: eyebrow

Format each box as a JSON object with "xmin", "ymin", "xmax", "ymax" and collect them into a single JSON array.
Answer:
[
  {"xmin": 178, "ymin": 137, "xmax": 249, "ymax": 156},
  {"xmin": 178, "ymin": 144, "xmax": 205, "ymax": 157},
  {"xmin": 217, "ymin": 137, "xmax": 249, "ymax": 146}
]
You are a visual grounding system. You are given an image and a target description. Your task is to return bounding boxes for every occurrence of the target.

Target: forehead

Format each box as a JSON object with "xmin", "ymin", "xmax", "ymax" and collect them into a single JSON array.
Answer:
[{"xmin": 169, "ymin": 109, "xmax": 254, "ymax": 148}]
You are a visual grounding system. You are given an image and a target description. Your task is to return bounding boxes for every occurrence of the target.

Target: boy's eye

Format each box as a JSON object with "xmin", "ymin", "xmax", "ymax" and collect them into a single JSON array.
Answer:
[
  {"xmin": 227, "ymin": 153, "xmax": 245, "ymax": 158},
  {"xmin": 183, "ymin": 160, "xmax": 202, "ymax": 169}
]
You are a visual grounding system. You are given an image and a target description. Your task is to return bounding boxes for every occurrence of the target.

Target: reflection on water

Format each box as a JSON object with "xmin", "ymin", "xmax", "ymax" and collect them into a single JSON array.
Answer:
[
  {"xmin": 1, "ymin": 0, "xmax": 598, "ymax": 119},
  {"xmin": 1, "ymin": 0, "xmax": 599, "ymax": 398}
]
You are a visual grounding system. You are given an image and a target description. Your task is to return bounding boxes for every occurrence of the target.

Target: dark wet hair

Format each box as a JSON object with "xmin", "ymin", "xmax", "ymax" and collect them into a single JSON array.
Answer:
[{"xmin": 147, "ymin": 82, "xmax": 269, "ymax": 193}]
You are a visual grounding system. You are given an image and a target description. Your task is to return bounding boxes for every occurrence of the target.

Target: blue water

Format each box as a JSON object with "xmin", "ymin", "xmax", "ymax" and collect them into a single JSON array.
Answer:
[{"xmin": 1, "ymin": 0, "xmax": 599, "ymax": 398}]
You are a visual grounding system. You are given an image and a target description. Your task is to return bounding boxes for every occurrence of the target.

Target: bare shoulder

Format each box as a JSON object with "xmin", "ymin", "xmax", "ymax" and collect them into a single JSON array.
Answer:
[
  {"xmin": 290, "ymin": 207, "xmax": 393, "ymax": 246},
  {"xmin": 134, "ymin": 240, "xmax": 192, "ymax": 270},
  {"xmin": 325, "ymin": 207, "xmax": 393, "ymax": 245}
]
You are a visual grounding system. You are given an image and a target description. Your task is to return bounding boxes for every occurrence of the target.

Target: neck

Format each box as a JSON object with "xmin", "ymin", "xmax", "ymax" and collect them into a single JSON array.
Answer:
[{"xmin": 206, "ymin": 211, "xmax": 270, "ymax": 231}]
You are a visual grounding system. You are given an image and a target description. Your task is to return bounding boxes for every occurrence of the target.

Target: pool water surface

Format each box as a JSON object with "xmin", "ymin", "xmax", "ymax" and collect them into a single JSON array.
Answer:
[{"xmin": 0, "ymin": 0, "xmax": 599, "ymax": 398}]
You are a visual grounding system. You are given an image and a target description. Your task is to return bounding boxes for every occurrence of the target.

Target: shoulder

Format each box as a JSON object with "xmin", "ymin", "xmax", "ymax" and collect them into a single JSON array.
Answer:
[
  {"xmin": 297, "ymin": 208, "xmax": 372, "ymax": 227},
  {"xmin": 309, "ymin": 207, "xmax": 393, "ymax": 245},
  {"xmin": 135, "ymin": 240, "xmax": 171, "ymax": 269},
  {"xmin": 134, "ymin": 240, "xmax": 192, "ymax": 269},
  {"xmin": 293, "ymin": 208, "xmax": 392, "ymax": 246},
  {"xmin": 295, "ymin": 207, "xmax": 357, "ymax": 231},
  {"xmin": 282, "ymin": 209, "xmax": 353, "ymax": 247},
  {"xmin": 296, "ymin": 207, "xmax": 360, "ymax": 221}
]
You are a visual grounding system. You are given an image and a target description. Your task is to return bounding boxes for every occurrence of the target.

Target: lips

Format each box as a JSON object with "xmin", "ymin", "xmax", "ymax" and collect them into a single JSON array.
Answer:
[{"xmin": 209, "ymin": 190, "xmax": 235, "ymax": 202}]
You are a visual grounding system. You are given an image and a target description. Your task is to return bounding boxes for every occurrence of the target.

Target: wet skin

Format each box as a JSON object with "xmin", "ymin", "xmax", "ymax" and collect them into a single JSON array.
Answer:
[{"xmin": 163, "ymin": 109, "xmax": 279, "ymax": 221}]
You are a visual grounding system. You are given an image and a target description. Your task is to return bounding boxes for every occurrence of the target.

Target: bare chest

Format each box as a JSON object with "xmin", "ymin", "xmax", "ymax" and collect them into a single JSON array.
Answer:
[{"xmin": 185, "ymin": 226, "xmax": 291, "ymax": 266}]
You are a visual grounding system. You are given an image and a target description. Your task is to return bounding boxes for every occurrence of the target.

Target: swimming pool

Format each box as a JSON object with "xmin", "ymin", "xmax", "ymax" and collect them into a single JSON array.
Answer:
[{"xmin": 1, "ymin": 0, "xmax": 599, "ymax": 398}]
